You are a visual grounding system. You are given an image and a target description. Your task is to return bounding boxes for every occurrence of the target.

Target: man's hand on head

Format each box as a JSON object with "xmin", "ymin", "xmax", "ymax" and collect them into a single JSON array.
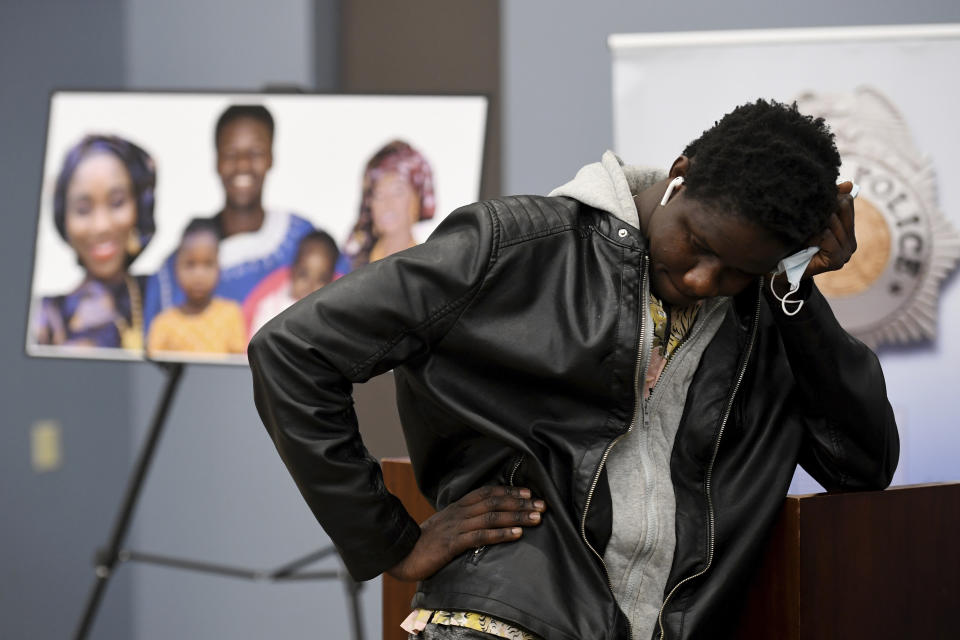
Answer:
[
  {"xmin": 386, "ymin": 485, "xmax": 546, "ymax": 582},
  {"xmin": 803, "ymin": 180, "xmax": 858, "ymax": 280},
  {"xmin": 770, "ymin": 181, "xmax": 858, "ymax": 300}
]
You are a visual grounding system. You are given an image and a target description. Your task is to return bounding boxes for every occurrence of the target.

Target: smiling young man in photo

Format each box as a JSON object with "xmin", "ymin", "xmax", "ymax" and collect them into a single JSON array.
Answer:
[{"xmin": 143, "ymin": 104, "xmax": 314, "ymax": 334}]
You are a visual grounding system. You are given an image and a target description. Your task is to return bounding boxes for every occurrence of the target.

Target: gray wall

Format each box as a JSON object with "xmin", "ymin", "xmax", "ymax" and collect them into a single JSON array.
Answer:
[
  {"xmin": 0, "ymin": 2, "xmax": 134, "ymax": 639},
  {"xmin": 501, "ymin": 1, "xmax": 960, "ymax": 195},
  {"xmin": 125, "ymin": 0, "xmax": 316, "ymax": 90}
]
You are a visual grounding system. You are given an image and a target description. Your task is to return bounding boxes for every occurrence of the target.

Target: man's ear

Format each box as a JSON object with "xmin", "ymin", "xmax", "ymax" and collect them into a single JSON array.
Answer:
[{"xmin": 668, "ymin": 155, "xmax": 690, "ymax": 179}]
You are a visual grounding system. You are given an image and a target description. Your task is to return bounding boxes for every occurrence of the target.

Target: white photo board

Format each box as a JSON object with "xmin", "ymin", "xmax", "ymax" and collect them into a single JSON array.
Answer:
[{"xmin": 27, "ymin": 92, "xmax": 487, "ymax": 364}]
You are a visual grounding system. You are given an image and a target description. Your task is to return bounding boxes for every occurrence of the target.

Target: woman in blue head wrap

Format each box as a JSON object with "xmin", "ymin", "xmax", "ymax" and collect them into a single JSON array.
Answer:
[{"xmin": 33, "ymin": 134, "xmax": 156, "ymax": 350}]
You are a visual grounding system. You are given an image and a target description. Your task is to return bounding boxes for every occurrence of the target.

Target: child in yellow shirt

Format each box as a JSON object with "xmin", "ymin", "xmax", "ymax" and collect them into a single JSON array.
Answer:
[{"xmin": 147, "ymin": 219, "xmax": 246, "ymax": 356}]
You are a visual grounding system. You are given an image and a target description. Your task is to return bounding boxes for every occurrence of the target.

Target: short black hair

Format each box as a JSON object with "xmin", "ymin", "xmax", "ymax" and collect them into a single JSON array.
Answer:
[
  {"xmin": 180, "ymin": 218, "xmax": 221, "ymax": 245},
  {"xmin": 295, "ymin": 230, "xmax": 340, "ymax": 266},
  {"xmin": 682, "ymin": 99, "xmax": 841, "ymax": 248},
  {"xmin": 214, "ymin": 104, "xmax": 275, "ymax": 148}
]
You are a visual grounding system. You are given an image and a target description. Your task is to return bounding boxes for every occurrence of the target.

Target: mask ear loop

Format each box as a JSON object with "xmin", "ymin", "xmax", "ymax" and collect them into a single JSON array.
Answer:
[
  {"xmin": 769, "ymin": 274, "xmax": 804, "ymax": 316},
  {"xmin": 769, "ymin": 182, "xmax": 859, "ymax": 317}
]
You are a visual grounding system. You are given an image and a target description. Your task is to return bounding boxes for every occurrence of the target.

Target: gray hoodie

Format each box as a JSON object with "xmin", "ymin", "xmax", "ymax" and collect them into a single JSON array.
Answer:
[
  {"xmin": 550, "ymin": 150, "xmax": 664, "ymax": 233},
  {"xmin": 552, "ymin": 151, "xmax": 731, "ymax": 640}
]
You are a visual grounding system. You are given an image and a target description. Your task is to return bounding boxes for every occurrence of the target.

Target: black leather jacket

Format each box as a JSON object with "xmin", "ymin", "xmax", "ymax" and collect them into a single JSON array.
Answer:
[{"xmin": 249, "ymin": 195, "xmax": 898, "ymax": 640}]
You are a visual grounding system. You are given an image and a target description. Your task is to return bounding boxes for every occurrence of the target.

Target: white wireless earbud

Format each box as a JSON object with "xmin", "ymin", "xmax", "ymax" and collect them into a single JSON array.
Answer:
[{"xmin": 660, "ymin": 176, "xmax": 684, "ymax": 206}]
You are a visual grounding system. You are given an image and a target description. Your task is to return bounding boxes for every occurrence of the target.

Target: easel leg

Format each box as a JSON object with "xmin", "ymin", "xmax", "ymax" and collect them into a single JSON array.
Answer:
[
  {"xmin": 73, "ymin": 362, "xmax": 185, "ymax": 640},
  {"xmin": 343, "ymin": 572, "xmax": 366, "ymax": 640}
]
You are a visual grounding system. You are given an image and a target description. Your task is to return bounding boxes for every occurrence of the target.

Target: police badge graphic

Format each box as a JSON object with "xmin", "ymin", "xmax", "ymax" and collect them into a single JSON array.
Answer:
[{"xmin": 795, "ymin": 87, "xmax": 960, "ymax": 348}]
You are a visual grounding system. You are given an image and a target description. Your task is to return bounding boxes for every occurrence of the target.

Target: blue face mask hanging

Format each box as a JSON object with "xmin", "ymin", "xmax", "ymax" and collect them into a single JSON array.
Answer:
[
  {"xmin": 768, "ymin": 183, "xmax": 860, "ymax": 316},
  {"xmin": 769, "ymin": 246, "xmax": 820, "ymax": 316}
]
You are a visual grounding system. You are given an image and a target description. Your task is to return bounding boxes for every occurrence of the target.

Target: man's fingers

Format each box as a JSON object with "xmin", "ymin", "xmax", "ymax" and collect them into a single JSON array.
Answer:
[
  {"xmin": 826, "ymin": 212, "xmax": 849, "ymax": 250},
  {"xmin": 830, "ymin": 196, "xmax": 857, "ymax": 259},
  {"xmin": 458, "ymin": 526, "xmax": 524, "ymax": 551},
  {"xmin": 838, "ymin": 194, "xmax": 857, "ymax": 253},
  {"xmin": 457, "ymin": 485, "xmax": 498, "ymax": 505},
  {"xmin": 405, "ymin": 486, "xmax": 546, "ymax": 581},
  {"xmin": 459, "ymin": 485, "xmax": 532, "ymax": 506},
  {"xmin": 468, "ymin": 509, "xmax": 543, "ymax": 531},
  {"xmin": 458, "ymin": 486, "xmax": 544, "ymax": 514},
  {"xmin": 462, "ymin": 494, "xmax": 546, "ymax": 518}
]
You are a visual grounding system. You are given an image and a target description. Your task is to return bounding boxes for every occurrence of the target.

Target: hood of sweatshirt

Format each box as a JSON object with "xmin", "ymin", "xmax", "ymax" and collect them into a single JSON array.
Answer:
[{"xmin": 549, "ymin": 150, "xmax": 666, "ymax": 244}]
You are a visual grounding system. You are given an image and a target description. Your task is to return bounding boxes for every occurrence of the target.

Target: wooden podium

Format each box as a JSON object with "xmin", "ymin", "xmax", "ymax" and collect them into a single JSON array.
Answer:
[
  {"xmin": 381, "ymin": 459, "xmax": 958, "ymax": 640},
  {"xmin": 733, "ymin": 481, "xmax": 959, "ymax": 639}
]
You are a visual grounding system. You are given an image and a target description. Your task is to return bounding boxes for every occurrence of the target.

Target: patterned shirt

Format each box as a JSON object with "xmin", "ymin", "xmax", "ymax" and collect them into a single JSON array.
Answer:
[
  {"xmin": 645, "ymin": 294, "xmax": 701, "ymax": 398},
  {"xmin": 402, "ymin": 608, "xmax": 538, "ymax": 639}
]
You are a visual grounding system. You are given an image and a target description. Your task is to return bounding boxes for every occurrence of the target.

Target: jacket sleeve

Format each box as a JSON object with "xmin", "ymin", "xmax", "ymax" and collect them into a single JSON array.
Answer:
[
  {"xmin": 248, "ymin": 204, "xmax": 496, "ymax": 580},
  {"xmin": 768, "ymin": 280, "xmax": 900, "ymax": 491}
]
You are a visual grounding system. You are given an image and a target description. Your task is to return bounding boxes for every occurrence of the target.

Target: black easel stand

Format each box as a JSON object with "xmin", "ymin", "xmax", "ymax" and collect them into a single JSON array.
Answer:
[{"xmin": 73, "ymin": 362, "xmax": 364, "ymax": 640}]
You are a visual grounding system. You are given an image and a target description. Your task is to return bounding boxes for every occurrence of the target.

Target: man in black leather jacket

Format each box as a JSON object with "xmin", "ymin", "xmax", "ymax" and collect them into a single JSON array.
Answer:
[{"xmin": 249, "ymin": 100, "xmax": 898, "ymax": 640}]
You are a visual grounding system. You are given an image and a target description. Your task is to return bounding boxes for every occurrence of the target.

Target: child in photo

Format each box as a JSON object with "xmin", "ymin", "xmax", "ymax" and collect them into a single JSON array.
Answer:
[
  {"xmin": 245, "ymin": 230, "xmax": 340, "ymax": 338},
  {"xmin": 289, "ymin": 230, "xmax": 340, "ymax": 299},
  {"xmin": 147, "ymin": 219, "xmax": 247, "ymax": 355}
]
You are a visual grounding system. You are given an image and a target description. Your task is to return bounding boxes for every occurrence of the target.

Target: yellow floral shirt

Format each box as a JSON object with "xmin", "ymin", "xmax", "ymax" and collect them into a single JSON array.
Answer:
[
  {"xmin": 402, "ymin": 608, "xmax": 538, "ymax": 639},
  {"xmin": 644, "ymin": 294, "xmax": 701, "ymax": 398}
]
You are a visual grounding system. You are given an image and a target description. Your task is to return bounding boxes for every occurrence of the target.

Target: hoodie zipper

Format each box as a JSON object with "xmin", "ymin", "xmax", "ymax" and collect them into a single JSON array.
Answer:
[
  {"xmin": 580, "ymin": 253, "xmax": 649, "ymax": 640},
  {"xmin": 655, "ymin": 279, "xmax": 762, "ymax": 640}
]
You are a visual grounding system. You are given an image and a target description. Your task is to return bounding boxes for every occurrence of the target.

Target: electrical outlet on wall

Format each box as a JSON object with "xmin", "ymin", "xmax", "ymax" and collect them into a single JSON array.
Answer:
[{"xmin": 31, "ymin": 419, "xmax": 62, "ymax": 473}]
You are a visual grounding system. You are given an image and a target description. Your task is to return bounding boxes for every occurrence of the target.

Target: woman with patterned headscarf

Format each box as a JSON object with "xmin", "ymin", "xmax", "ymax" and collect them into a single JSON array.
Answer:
[
  {"xmin": 32, "ymin": 134, "xmax": 156, "ymax": 351},
  {"xmin": 342, "ymin": 140, "xmax": 435, "ymax": 272}
]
